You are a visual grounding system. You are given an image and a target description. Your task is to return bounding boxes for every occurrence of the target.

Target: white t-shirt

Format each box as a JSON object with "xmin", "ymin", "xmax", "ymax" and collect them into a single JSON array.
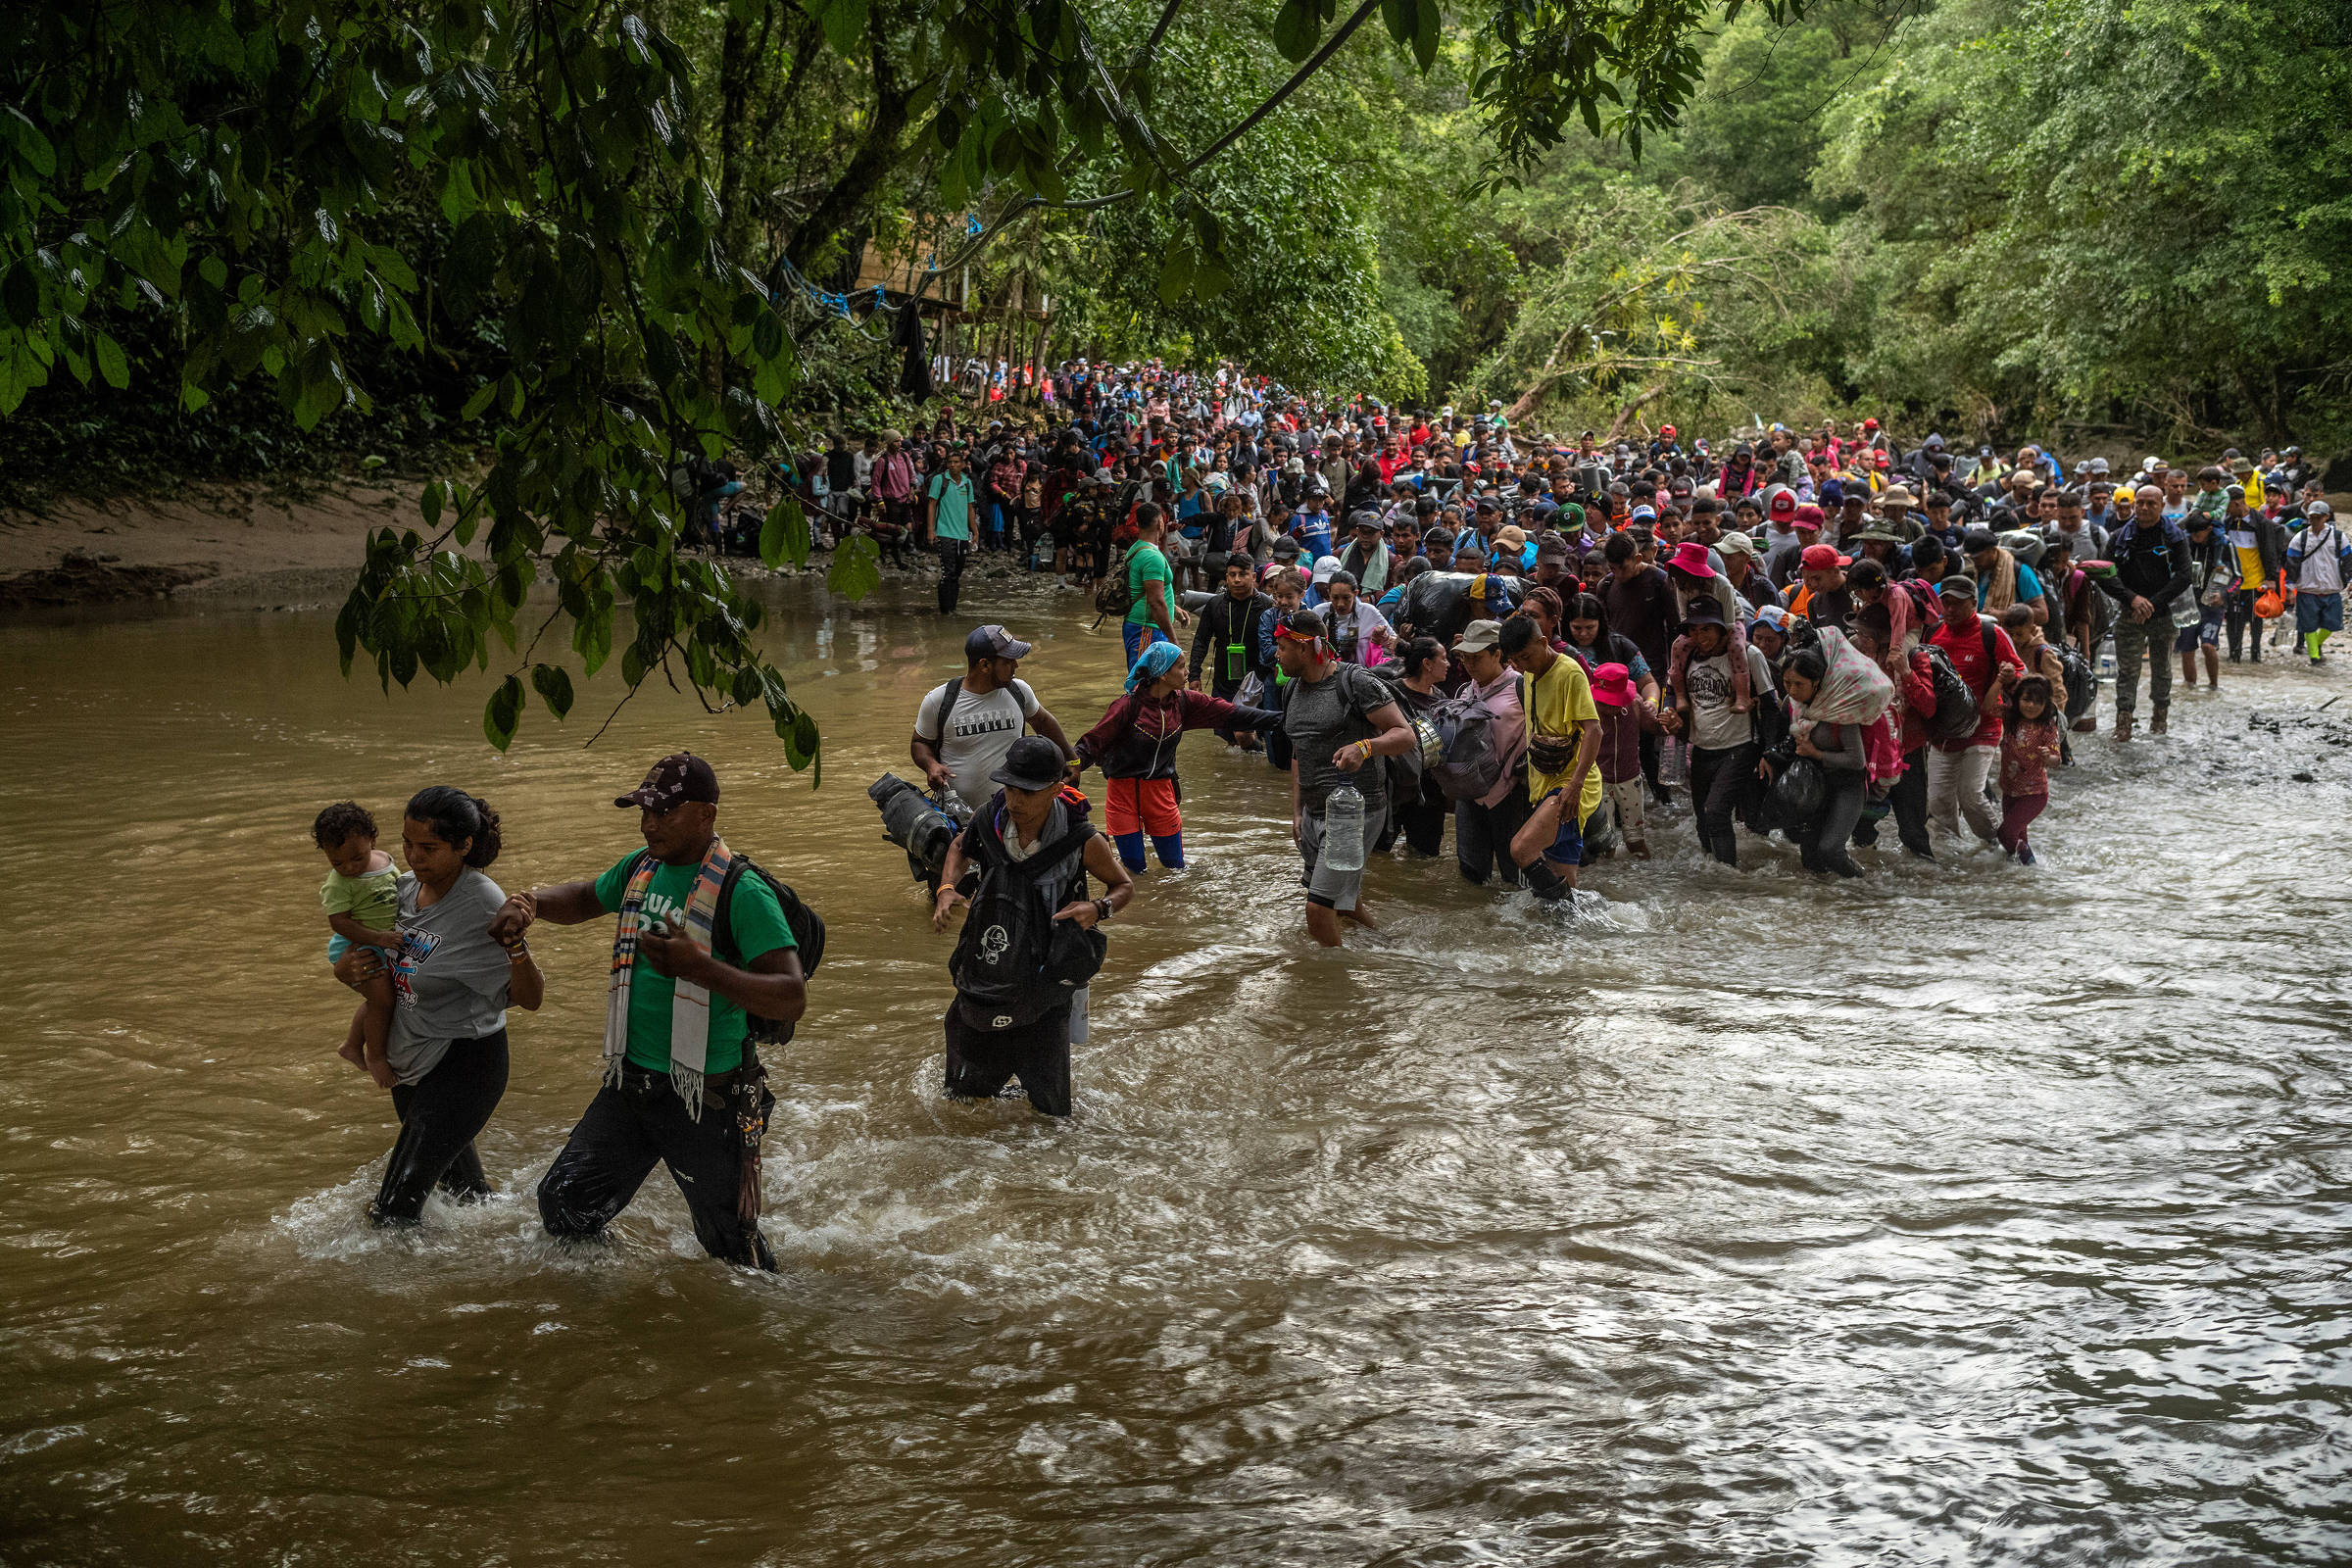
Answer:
[
  {"xmin": 1687, "ymin": 645, "xmax": 1776, "ymax": 751},
  {"xmin": 914, "ymin": 677, "xmax": 1042, "ymax": 807}
]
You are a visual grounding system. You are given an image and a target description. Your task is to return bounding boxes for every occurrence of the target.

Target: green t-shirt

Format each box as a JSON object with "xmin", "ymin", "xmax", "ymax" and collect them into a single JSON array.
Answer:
[
  {"xmin": 594, "ymin": 851, "xmax": 797, "ymax": 1075},
  {"xmin": 926, "ymin": 471, "xmax": 976, "ymax": 541},
  {"xmin": 320, "ymin": 863, "xmax": 400, "ymax": 931},
  {"xmin": 1124, "ymin": 541, "xmax": 1172, "ymax": 625}
]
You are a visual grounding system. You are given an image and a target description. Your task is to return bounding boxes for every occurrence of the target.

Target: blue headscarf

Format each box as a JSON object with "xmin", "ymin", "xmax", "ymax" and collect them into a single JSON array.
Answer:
[{"xmin": 1126, "ymin": 638, "xmax": 1184, "ymax": 692}]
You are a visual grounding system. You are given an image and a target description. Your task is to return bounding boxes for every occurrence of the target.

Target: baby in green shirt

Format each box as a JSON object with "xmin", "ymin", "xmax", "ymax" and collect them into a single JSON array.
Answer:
[{"xmin": 315, "ymin": 801, "xmax": 402, "ymax": 1087}]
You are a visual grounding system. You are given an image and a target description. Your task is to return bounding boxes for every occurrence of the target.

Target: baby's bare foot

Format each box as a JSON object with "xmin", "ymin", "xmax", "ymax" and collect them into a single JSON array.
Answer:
[{"xmin": 337, "ymin": 1041, "xmax": 365, "ymax": 1068}]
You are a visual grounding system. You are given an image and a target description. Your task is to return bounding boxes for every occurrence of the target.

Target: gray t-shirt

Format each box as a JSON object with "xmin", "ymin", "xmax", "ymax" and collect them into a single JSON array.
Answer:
[
  {"xmin": 386, "ymin": 869, "xmax": 511, "ymax": 1084},
  {"xmin": 1283, "ymin": 663, "xmax": 1395, "ymax": 816},
  {"xmin": 914, "ymin": 677, "xmax": 1042, "ymax": 808}
]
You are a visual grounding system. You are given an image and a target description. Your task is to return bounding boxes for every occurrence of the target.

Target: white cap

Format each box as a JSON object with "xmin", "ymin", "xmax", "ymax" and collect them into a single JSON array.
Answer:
[{"xmin": 1311, "ymin": 555, "xmax": 1342, "ymax": 583}]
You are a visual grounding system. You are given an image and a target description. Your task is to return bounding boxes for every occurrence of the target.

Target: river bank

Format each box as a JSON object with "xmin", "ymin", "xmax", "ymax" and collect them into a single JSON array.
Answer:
[{"xmin": 0, "ymin": 483, "xmax": 858, "ymax": 613}]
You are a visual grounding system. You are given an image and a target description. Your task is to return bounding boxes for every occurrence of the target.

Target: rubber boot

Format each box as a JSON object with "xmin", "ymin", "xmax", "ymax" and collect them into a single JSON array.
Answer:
[
  {"xmin": 1150, "ymin": 832, "xmax": 1185, "ymax": 869},
  {"xmin": 1520, "ymin": 858, "xmax": 1574, "ymax": 903},
  {"xmin": 2114, "ymin": 710, "xmax": 2134, "ymax": 743},
  {"xmin": 1113, "ymin": 831, "xmax": 1149, "ymax": 873},
  {"xmin": 2150, "ymin": 704, "xmax": 2169, "ymax": 736}
]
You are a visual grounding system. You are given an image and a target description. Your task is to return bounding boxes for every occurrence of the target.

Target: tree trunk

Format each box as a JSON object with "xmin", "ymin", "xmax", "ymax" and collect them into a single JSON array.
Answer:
[
  {"xmin": 716, "ymin": 4, "xmax": 765, "ymax": 260},
  {"xmin": 784, "ymin": 9, "xmax": 911, "ymax": 273},
  {"xmin": 1602, "ymin": 381, "xmax": 1670, "ymax": 441}
]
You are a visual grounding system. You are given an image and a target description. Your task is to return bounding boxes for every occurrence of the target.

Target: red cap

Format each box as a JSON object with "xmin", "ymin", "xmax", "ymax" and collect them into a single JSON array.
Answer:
[
  {"xmin": 1800, "ymin": 543, "xmax": 1850, "ymax": 570},
  {"xmin": 1659, "ymin": 425, "xmax": 1677, "ymax": 437},
  {"xmin": 1794, "ymin": 503, "xmax": 1826, "ymax": 526},
  {"xmin": 1862, "ymin": 417, "xmax": 1881, "ymax": 430},
  {"xmin": 1768, "ymin": 491, "xmax": 1797, "ymax": 519}
]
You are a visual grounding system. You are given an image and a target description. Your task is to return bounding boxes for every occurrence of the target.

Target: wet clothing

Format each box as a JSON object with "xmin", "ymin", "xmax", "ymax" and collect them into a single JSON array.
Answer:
[
  {"xmin": 537, "ymin": 1061, "xmax": 776, "ymax": 1268},
  {"xmin": 372, "ymin": 1029, "xmax": 508, "ymax": 1225},
  {"xmin": 2097, "ymin": 515, "xmax": 2195, "ymax": 616},
  {"xmin": 591, "ymin": 850, "xmax": 795, "ymax": 1079},
  {"xmin": 1522, "ymin": 654, "xmax": 1605, "ymax": 825},
  {"xmin": 386, "ymin": 870, "xmax": 512, "ymax": 1086},
  {"xmin": 944, "ymin": 1003, "xmax": 1072, "ymax": 1116}
]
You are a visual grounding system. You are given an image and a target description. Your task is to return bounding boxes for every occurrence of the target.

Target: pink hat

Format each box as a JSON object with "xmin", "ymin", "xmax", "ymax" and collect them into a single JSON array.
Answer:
[
  {"xmin": 1668, "ymin": 540, "xmax": 1717, "ymax": 579},
  {"xmin": 1590, "ymin": 662, "xmax": 1635, "ymax": 708}
]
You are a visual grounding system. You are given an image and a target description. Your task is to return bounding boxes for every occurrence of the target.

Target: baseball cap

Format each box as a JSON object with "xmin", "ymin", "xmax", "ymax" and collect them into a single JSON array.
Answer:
[
  {"xmin": 964, "ymin": 623, "xmax": 1033, "ymax": 662},
  {"xmin": 1683, "ymin": 596, "xmax": 1727, "ymax": 626},
  {"xmin": 1768, "ymin": 491, "xmax": 1797, "ymax": 520},
  {"xmin": 989, "ymin": 735, "xmax": 1067, "ymax": 792},
  {"xmin": 1311, "ymin": 555, "xmax": 1342, "ymax": 583},
  {"xmin": 1349, "ymin": 510, "xmax": 1383, "ymax": 533},
  {"xmin": 1936, "ymin": 570, "xmax": 1979, "ymax": 597},
  {"xmin": 1270, "ymin": 535, "xmax": 1303, "ymax": 559},
  {"xmin": 1716, "ymin": 530, "xmax": 1758, "ymax": 558},
  {"xmin": 2305, "ymin": 500, "xmax": 2333, "ymax": 517},
  {"xmin": 1456, "ymin": 618, "xmax": 1505, "ymax": 653},
  {"xmin": 615, "ymin": 752, "xmax": 720, "ymax": 810},
  {"xmin": 1799, "ymin": 543, "xmax": 1848, "ymax": 570},
  {"xmin": 1861, "ymin": 417, "xmax": 1881, "ymax": 431}
]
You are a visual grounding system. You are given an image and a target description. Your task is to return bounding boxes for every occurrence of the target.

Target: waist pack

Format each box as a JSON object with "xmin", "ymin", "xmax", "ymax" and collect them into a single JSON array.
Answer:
[{"xmin": 949, "ymin": 824, "xmax": 1104, "ymax": 1029}]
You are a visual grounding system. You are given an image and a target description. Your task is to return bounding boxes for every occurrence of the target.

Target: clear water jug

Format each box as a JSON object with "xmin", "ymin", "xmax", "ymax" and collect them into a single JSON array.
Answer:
[{"xmin": 1322, "ymin": 782, "xmax": 1365, "ymax": 873}]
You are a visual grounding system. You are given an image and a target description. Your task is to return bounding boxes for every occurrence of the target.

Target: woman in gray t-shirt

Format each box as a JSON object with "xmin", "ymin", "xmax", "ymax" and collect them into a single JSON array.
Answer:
[{"xmin": 349, "ymin": 786, "xmax": 543, "ymax": 1226}]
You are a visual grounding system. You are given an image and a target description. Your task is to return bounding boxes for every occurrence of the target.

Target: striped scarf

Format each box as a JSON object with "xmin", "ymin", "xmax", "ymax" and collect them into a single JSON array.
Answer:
[{"xmin": 605, "ymin": 837, "xmax": 734, "ymax": 1119}]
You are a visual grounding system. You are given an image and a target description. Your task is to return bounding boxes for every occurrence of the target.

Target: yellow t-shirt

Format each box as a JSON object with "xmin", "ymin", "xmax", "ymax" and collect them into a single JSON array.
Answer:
[{"xmin": 1524, "ymin": 654, "xmax": 1605, "ymax": 822}]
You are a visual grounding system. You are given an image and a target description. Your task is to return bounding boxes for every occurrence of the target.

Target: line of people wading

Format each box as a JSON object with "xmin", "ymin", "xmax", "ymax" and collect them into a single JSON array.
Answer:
[{"xmin": 315, "ymin": 394, "xmax": 2345, "ymax": 1271}]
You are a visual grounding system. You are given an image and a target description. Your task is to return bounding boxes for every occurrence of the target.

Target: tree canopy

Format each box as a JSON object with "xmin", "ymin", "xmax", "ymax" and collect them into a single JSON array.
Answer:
[{"xmin": 3, "ymin": 0, "xmax": 2346, "ymax": 759}]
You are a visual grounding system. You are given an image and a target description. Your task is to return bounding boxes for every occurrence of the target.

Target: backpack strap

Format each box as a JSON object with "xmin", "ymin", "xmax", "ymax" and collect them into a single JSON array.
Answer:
[{"xmin": 924, "ymin": 676, "xmax": 964, "ymax": 761}]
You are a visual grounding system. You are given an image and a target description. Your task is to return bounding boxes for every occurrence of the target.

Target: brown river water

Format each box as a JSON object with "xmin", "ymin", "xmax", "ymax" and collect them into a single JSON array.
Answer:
[{"xmin": 3, "ymin": 569, "xmax": 2350, "ymax": 1566}]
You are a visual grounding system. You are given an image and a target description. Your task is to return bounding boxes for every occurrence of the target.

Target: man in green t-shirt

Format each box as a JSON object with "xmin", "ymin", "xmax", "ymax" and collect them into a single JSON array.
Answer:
[
  {"xmin": 1122, "ymin": 502, "xmax": 1186, "ymax": 664},
  {"xmin": 924, "ymin": 446, "xmax": 978, "ymax": 616},
  {"xmin": 490, "ymin": 752, "xmax": 806, "ymax": 1270}
]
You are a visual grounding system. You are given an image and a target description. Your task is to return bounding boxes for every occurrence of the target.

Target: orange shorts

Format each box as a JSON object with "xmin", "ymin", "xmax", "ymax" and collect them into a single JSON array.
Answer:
[{"xmin": 1103, "ymin": 776, "xmax": 1181, "ymax": 836}]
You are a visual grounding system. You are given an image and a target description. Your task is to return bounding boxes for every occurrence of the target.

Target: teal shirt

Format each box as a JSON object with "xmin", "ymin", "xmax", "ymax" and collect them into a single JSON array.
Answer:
[
  {"xmin": 927, "ymin": 471, "xmax": 976, "ymax": 542},
  {"xmin": 594, "ymin": 851, "xmax": 796, "ymax": 1075}
]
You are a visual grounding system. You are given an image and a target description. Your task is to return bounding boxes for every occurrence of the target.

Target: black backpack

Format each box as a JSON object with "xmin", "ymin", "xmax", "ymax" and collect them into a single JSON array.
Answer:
[
  {"xmin": 629, "ymin": 849, "xmax": 825, "ymax": 1048},
  {"xmin": 2051, "ymin": 642, "xmax": 2096, "ymax": 719},
  {"xmin": 948, "ymin": 816, "xmax": 1105, "ymax": 1029},
  {"xmin": 1923, "ymin": 623, "xmax": 1996, "ymax": 742}
]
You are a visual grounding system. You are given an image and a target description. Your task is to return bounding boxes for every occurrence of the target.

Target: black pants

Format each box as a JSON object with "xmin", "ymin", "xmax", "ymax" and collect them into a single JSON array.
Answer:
[
  {"xmin": 1886, "ymin": 747, "xmax": 1933, "ymax": 857},
  {"xmin": 2226, "ymin": 586, "xmax": 2263, "ymax": 661},
  {"xmin": 944, "ymin": 1003, "xmax": 1072, "ymax": 1117},
  {"xmin": 1639, "ymin": 728, "xmax": 1669, "ymax": 801},
  {"xmin": 372, "ymin": 1030, "xmax": 509, "ymax": 1225},
  {"xmin": 1688, "ymin": 744, "xmax": 1757, "ymax": 865},
  {"xmin": 1454, "ymin": 790, "xmax": 1531, "ymax": 887},
  {"xmin": 936, "ymin": 537, "xmax": 969, "ymax": 614},
  {"xmin": 537, "ymin": 1065, "xmax": 776, "ymax": 1270},
  {"xmin": 1800, "ymin": 771, "xmax": 1868, "ymax": 877},
  {"xmin": 1382, "ymin": 775, "xmax": 1447, "ymax": 858}
]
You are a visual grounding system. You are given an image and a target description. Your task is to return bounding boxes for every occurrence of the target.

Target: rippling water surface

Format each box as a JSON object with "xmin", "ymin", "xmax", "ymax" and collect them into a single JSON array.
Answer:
[{"xmin": 3, "ymin": 574, "xmax": 2349, "ymax": 1566}]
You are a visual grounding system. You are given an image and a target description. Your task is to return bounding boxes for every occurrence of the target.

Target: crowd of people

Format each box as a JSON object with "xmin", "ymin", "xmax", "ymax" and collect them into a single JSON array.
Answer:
[{"xmin": 319, "ymin": 365, "xmax": 2342, "ymax": 1266}]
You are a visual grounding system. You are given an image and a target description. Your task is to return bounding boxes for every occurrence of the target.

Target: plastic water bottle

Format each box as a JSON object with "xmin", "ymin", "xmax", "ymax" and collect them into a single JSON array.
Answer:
[{"xmin": 1322, "ymin": 783, "xmax": 1366, "ymax": 873}]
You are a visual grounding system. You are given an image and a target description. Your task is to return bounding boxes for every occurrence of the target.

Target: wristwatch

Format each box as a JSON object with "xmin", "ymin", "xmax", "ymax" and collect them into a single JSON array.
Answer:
[{"xmin": 1093, "ymin": 897, "xmax": 1113, "ymax": 923}]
